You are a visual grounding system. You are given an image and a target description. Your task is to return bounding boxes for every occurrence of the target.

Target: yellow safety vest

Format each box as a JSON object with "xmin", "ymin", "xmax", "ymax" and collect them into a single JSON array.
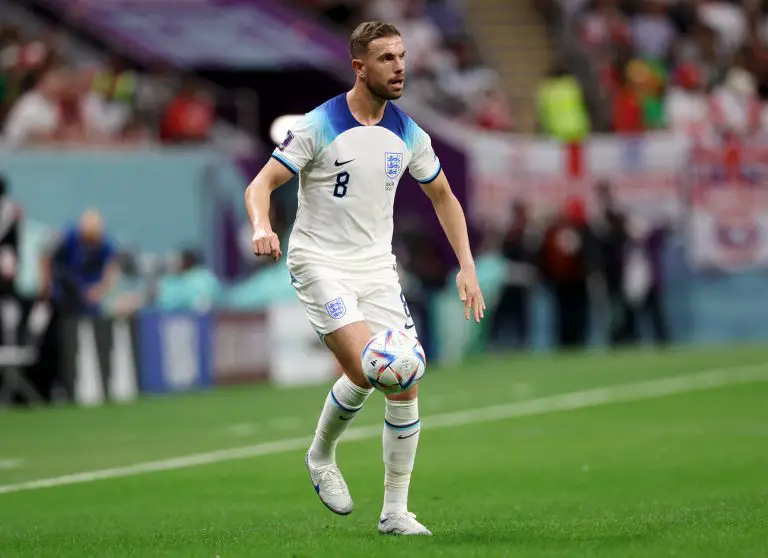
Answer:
[
  {"xmin": 537, "ymin": 76, "xmax": 590, "ymax": 142},
  {"xmin": 92, "ymin": 71, "xmax": 137, "ymax": 103}
]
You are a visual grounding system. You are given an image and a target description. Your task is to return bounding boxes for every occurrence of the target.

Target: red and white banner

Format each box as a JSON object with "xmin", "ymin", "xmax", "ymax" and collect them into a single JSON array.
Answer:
[
  {"xmin": 468, "ymin": 132, "xmax": 768, "ymax": 271},
  {"xmin": 687, "ymin": 141, "xmax": 768, "ymax": 270},
  {"xmin": 468, "ymin": 133, "xmax": 686, "ymax": 226}
]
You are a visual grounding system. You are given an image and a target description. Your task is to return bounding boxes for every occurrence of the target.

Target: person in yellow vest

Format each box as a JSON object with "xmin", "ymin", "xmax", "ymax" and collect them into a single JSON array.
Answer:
[
  {"xmin": 536, "ymin": 62, "xmax": 591, "ymax": 142},
  {"xmin": 90, "ymin": 56, "xmax": 137, "ymax": 104}
]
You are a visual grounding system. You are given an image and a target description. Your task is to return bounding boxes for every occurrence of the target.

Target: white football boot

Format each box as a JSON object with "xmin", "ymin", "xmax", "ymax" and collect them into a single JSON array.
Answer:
[
  {"xmin": 305, "ymin": 453, "xmax": 354, "ymax": 515},
  {"xmin": 378, "ymin": 512, "xmax": 433, "ymax": 536}
]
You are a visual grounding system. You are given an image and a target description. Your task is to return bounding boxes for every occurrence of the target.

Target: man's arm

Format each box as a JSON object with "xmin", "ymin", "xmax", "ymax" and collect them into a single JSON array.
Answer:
[
  {"xmin": 421, "ymin": 171, "xmax": 485, "ymax": 322},
  {"xmin": 244, "ymin": 157, "xmax": 295, "ymax": 261},
  {"xmin": 421, "ymin": 171, "xmax": 473, "ymax": 267},
  {"xmin": 87, "ymin": 257, "xmax": 120, "ymax": 303},
  {"xmin": 39, "ymin": 253, "xmax": 52, "ymax": 298},
  {"xmin": 39, "ymin": 233, "xmax": 65, "ymax": 298}
]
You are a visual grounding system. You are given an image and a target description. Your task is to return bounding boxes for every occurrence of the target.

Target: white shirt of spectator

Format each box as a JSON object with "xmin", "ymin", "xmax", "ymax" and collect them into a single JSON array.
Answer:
[
  {"xmin": 81, "ymin": 93, "xmax": 130, "ymax": 137},
  {"xmin": 3, "ymin": 91, "xmax": 61, "ymax": 146},
  {"xmin": 710, "ymin": 86, "xmax": 762, "ymax": 137},
  {"xmin": 665, "ymin": 87, "xmax": 709, "ymax": 134},
  {"xmin": 697, "ymin": 1, "xmax": 747, "ymax": 54}
]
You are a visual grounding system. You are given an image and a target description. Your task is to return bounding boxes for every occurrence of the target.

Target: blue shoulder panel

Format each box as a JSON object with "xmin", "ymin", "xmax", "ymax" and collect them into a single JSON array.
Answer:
[
  {"xmin": 384, "ymin": 102, "xmax": 418, "ymax": 151},
  {"xmin": 311, "ymin": 94, "xmax": 416, "ymax": 150}
]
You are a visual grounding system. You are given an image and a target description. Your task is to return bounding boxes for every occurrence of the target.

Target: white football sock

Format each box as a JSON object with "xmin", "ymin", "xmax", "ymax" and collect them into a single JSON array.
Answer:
[
  {"xmin": 381, "ymin": 398, "xmax": 420, "ymax": 517},
  {"xmin": 307, "ymin": 374, "xmax": 373, "ymax": 467}
]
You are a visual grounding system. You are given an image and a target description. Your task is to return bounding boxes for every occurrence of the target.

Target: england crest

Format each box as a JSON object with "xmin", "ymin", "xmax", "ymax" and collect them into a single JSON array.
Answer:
[
  {"xmin": 325, "ymin": 298, "xmax": 346, "ymax": 320},
  {"xmin": 385, "ymin": 152, "xmax": 403, "ymax": 179}
]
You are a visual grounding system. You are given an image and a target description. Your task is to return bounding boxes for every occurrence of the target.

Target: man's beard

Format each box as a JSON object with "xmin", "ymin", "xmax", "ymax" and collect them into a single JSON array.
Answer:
[{"xmin": 366, "ymin": 79, "xmax": 403, "ymax": 101}]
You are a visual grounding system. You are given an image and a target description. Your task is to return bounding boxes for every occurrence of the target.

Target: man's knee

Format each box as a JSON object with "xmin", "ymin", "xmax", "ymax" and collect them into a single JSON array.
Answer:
[{"xmin": 324, "ymin": 321, "xmax": 373, "ymax": 389}]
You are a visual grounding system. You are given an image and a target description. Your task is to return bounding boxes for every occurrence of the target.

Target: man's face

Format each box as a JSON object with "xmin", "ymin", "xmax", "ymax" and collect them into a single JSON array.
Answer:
[{"xmin": 359, "ymin": 36, "xmax": 406, "ymax": 101}]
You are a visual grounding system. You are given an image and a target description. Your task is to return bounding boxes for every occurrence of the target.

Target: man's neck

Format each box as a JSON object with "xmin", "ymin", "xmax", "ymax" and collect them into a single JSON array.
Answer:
[{"xmin": 347, "ymin": 84, "xmax": 387, "ymax": 125}]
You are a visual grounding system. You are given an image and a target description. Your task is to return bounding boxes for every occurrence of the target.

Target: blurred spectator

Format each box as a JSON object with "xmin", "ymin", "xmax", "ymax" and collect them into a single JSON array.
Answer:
[
  {"xmin": 160, "ymin": 79, "xmax": 214, "ymax": 144},
  {"xmin": 710, "ymin": 66, "xmax": 763, "ymax": 137},
  {"xmin": 538, "ymin": 196, "xmax": 599, "ymax": 349},
  {"xmin": 620, "ymin": 215, "xmax": 669, "ymax": 345},
  {"xmin": 0, "ymin": 175, "xmax": 22, "ymax": 298},
  {"xmin": 474, "ymin": 87, "xmax": 516, "ymax": 132},
  {"xmin": 90, "ymin": 56, "xmax": 137, "ymax": 106},
  {"xmin": 697, "ymin": 0, "xmax": 747, "ymax": 56},
  {"xmin": 537, "ymin": 62, "xmax": 591, "ymax": 140},
  {"xmin": 665, "ymin": 62, "xmax": 709, "ymax": 133},
  {"xmin": 3, "ymin": 67, "xmax": 65, "ymax": 146},
  {"xmin": 489, "ymin": 200, "xmax": 537, "ymax": 349},
  {"xmin": 630, "ymin": 58, "xmax": 667, "ymax": 130},
  {"xmin": 41, "ymin": 209, "xmax": 118, "ymax": 316},
  {"xmin": 437, "ymin": 38, "xmax": 501, "ymax": 114},
  {"xmin": 674, "ymin": 20, "xmax": 729, "ymax": 89},
  {"xmin": 630, "ymin": 0, "xmax": 676, "ymax": 60},
  {"xmin": 568, "ymin": 0, "xmax": 768, "ymax": 134},
  {"xmin": 612, "ymin": 63, "xmax": 645, "ymax": 133},
  {"xmin": 579, "ymin": 0, "xmax": 630, "ymax": 60},
  {"xmin": 593, "ymin": 181, "xmax": 629, "ymax": 345},
  {"xmin": 0, "ymin": 23, "xmax": 200, "ymax": 147},
  {"xmin": 81, "ymin": 64, "xmax": 136, "ymax": 141},
  {"xmin": 154, "ymin": 249, "xmax": 221, "ymax": 311}
]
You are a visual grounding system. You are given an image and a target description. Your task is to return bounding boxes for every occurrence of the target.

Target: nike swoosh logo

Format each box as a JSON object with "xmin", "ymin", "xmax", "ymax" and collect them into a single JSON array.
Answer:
[
  {"xmin": 340, "ymin": 415, "xmax": 353, "ymax": 421},
  {"xmin": 404, "ymin": 322, "xmax": 415, "ymax": 329},
  {"xmin": 397, "ymin": 430, "xmax": 420, "ymax": 440},
  {"xmin": 334, "ymin": 158, "xmax": 354, "ymax": 166}
]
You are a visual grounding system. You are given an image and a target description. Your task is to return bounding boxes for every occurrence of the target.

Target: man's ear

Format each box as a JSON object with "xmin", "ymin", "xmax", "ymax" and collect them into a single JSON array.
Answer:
[{"xmin": 352, "ymin": 58, "xmax": 365, "ymax": 80}]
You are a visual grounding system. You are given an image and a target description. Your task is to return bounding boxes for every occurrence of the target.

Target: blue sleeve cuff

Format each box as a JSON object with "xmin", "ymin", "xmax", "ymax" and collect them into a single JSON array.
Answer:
[
  {"xmin": 271, "ymin": 153, "xmax": 299, "ymax": 174},
  {"xmin": 416, "ymin": 164, "xmax": 442, "ymax": 185}
]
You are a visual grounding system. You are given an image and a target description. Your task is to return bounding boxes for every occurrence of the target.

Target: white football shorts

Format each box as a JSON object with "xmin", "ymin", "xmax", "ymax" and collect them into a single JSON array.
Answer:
[{"xmin": 290, "ymin": 267, "xmax": 418, "ymax": 340}]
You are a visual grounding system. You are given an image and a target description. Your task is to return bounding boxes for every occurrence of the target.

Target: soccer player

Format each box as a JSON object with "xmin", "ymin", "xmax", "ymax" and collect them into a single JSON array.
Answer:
[{"xmin": 245, "ymin": 21, "xmax": 485, "ymax": 536}]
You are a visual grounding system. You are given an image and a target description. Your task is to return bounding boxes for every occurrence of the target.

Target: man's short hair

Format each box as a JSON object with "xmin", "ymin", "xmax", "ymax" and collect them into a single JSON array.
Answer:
[{"xmin": 349, "ymin": 21, "xmax": 401, "ymax": 59}]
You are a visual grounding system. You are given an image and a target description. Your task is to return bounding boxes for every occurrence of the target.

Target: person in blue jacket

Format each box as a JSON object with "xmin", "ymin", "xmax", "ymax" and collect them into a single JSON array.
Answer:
[{"xmin": 41, "ymin": 209, "xmax": 118, "ymax": 315}]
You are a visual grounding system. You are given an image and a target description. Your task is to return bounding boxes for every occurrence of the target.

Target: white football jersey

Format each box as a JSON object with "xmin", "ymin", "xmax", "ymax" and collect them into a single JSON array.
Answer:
[{"xmin": 271, "ymin": 93, "xmax": 441, "ymax": 281}]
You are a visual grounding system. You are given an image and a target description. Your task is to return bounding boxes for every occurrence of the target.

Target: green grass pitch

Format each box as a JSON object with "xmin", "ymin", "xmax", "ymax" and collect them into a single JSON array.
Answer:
[{"xmin": 1, "ymin": 345, "xmax": 767, "ymax": 557}]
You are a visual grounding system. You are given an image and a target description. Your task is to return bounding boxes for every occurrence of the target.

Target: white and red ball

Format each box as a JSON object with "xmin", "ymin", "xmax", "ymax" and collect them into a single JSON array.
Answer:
[{"xmin": 361, "ymin": 329, "xmax": 426, "ymax": 394}]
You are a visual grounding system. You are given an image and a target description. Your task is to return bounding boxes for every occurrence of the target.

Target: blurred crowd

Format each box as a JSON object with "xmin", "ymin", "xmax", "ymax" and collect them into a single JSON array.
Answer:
[
  {"xmin": 0, "ymin": 23, "xmax": 215, "ymax": 147},
  {"xmin": 296, "ymin": 0, "xmax": 515, "ymax": 132},
  {"xmin": 484, "ymin": 184, "xmax": 669, "ymax": 350},
  {"xmin": 393, "ymin": 183, "xmax": 671, "ymax": 353},
  {"xmin": 539, "ymin": 0, "xmax": 768, "ymax": 139}
]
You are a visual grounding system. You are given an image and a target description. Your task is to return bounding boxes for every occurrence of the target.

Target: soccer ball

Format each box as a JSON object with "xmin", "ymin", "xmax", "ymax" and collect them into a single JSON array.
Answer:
[{"xmin": 361, "ymin": 329, "xmax": 426, "ymax": 394}]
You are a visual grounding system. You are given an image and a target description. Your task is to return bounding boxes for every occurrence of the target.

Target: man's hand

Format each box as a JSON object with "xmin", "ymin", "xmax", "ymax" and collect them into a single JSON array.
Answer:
[
  {"xmin": 456, "ymin": 264, "xmax": 485, "ymax": 323},
  {"xmin": 252, "ymin": 227, "xmax": 282, "ymax": 261}
]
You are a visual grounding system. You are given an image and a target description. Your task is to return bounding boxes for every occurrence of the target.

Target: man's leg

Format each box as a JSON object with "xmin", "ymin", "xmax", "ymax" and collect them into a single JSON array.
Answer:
[
  {"xmin": 292, "ymin": 276, "xmax": 374, "ymax": 516},
  {"xmin": 308, "ymin": 322, "xmax": 375, "ymax": 468},
  {"xmin": 356, "ymin": 278, "xmax": 431, "ymax": 535},
  {"xmin": 646, "ymin": 285, "xmax": 669, "ymax": 346},
  {"xmin": 377, "ymin": 384, "xmax": 430, "ymax": 534},
  {"xmin": 304, "ymin": 321, "xmax": 374, "ymax": 516}
]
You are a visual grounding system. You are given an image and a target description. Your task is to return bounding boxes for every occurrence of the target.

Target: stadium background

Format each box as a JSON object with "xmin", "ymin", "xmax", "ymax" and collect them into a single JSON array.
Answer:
[{"xmin": 0, "ymin": 1, "xmax": 767, "ymax": 556}]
